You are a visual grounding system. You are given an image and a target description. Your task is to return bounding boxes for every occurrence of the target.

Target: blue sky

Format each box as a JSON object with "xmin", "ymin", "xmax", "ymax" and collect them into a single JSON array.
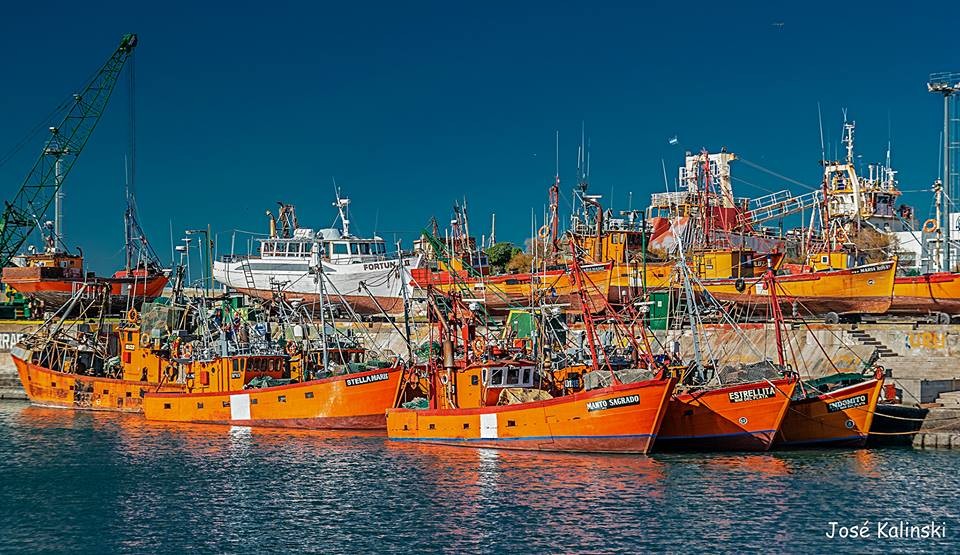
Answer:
[{"xmin": 0, "ymin": 1, "xmax": 956, "ymax": 272}]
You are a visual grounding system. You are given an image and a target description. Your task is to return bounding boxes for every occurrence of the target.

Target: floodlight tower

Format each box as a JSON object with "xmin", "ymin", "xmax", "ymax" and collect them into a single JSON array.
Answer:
[{"xmin": 928, "ymin": 72, "xmax": 960, "ymax": 271}]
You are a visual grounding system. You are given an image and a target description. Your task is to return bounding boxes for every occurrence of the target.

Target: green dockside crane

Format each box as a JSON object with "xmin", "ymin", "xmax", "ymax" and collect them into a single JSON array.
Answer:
[{"xmin": 0, "ymin": 34, "xmax": 138, "ymax": 318}]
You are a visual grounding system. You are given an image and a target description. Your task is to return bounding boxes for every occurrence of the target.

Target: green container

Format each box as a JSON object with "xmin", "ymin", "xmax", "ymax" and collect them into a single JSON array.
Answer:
[{"xmin": 648, "ymin": 290, "xmax": 673, "ymax": 330}]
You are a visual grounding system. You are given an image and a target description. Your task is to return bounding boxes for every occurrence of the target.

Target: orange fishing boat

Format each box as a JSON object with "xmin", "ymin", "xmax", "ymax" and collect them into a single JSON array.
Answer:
[
  {"xmin": 776, "ymin": 371, "xmax": 884, "ymax": 448},
  {"xmin": 143, "ymin": 363, "xmax": 413, "ymax": 429},
  {"xmin": 11, "ymin": 318, "xmax": 186, "ymax": 412},
  {"xmin": 889, "ymin": 272, "xmax": 960, "ymax": 318},
  {"xmin": 391, "ymin": 242, "xmax": 676, "ymax": 453},
  {"xmin": 655, "ymin": 376, "xmax": 798, "ymax": 451},
  {"xmin": 388, "ymin": 362, "xmax": 675, "ymax": 453}
]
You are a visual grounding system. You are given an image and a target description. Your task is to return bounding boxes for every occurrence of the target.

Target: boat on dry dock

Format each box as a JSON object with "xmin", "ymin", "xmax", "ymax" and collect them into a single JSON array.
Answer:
[{"xmin": 213, "ymin": 194, "xmax": 422, "ymax": 316}]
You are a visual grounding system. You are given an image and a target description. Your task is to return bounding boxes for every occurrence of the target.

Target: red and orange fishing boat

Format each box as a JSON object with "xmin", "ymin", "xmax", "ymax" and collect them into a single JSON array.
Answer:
[
  {"xmin": 390, "ymin": 243, "xmax": 676, "ymax": 453},
  {"xmin": 655, "ymin": 375, "xmax": 798, "ymax": 451},
  {"xmin": 775, "ymin": 369, "xmax": 885, "ymax": 448},
  {"xmin": 3, "ymin": 253, "xmax": 167, "ymax": 313},
  {"xmin": 388, "ymin": 360, "xmax": 675, "ymax": 453}
]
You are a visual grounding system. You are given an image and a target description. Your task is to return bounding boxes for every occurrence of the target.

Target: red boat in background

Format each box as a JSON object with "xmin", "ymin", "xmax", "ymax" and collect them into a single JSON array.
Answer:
[{"xmin": 3, "ymin": 252, "xmax": 167, "ymax": 313}]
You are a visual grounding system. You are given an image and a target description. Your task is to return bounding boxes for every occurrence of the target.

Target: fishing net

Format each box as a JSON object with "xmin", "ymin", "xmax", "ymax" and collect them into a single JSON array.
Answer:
[
  {"xmin": 497, "ymin": 387, "xmax": 553, "ymax": 405},
  {"xmin": 716, "ymin": 360, "xmax": 786, "ymax": 383},
  {"xmin": 583, "ymin": 368, "xmax": 658, "ymax": 390},
  {"xmin": 401, "ymin": 397, "xmax": 429, "ymax": 410},
  {"xmin": 139, "ymin": 301, "xmax": 187, "ymax": 340}
]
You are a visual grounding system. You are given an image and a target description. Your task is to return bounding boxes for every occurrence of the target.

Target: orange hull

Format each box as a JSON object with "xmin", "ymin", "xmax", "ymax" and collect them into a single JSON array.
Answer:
[
  {"xmin": 411, "ymin": 264, "xmax": 613, "ymax": 313},
  {"xmin": 701, "ymin": 261, "xmax": 895, "ymax": 315},
  {"xmin": 387, "ymin": 378, "xmax": 676, "ymax": 453},
  {"xmin": 775, "ymin": 378, "xmax": 883, "ymax": 448},
  {"xmin": 890, "ymin": 272, "xmax": 960, "ymax": 315},
  {"xmin": 143, "ymin": 367, "xmax": 406, "ymax": 429},
  {"xmin": 3, "ymin": 267, "xmax": 167, "ymax": 310},
  {"xmin": 655, "ymin": 377, "xmax": 798, "ymax": 452},
  {"xmin": 12, "ymin": 353, "xmax": 184, "ymax": 413}
]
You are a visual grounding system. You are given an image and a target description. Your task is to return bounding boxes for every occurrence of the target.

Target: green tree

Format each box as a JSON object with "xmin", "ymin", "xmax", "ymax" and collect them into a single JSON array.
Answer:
[{"xmin": 485, "ymin": 242, "xmax": 520, "ymax": 273}]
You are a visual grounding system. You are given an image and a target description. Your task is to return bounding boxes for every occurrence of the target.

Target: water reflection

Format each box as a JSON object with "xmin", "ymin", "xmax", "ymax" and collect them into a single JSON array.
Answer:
[{"xmin": 1, "ymin": 401, "xmax": 957, "ymax": 553}]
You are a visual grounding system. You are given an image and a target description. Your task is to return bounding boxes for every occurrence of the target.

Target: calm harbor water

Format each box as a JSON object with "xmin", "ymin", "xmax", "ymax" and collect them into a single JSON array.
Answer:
[{"xmin": 0, "ymin": 401, "xmax": 956, "ymax": 554}]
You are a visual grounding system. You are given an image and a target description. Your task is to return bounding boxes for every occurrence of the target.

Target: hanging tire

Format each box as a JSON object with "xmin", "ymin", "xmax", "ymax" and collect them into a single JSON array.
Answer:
[
  {"xmin": 734, "ymin": 278, "xmax": 746, "ymax": 293},
  {"xmin": 935, "ymin": 312, "xmax": 951, "ymax": 325},
  {"xmin": 824, "ymin": 312, "xmax": 840, "ymax": 325}
]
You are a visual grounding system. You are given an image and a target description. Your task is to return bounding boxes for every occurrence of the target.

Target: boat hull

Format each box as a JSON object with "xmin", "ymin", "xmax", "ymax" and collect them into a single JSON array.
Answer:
[
  {"xmin": 412, "ymin": 264, "xmax": 613, "ymax": 314},
  {"xmin": 2, "ymin": 267, "xmax": 168, "ymax": 311},
  {"xmin": 12, "ymin": 351, "xmax": 183, "ymax": 413},
  {"xmin": 387, "ymin": 378, "xmax": 676, "ymax": 454},
  {"xmin": 890, "ymin": 272, "xmax": 960, "ymax": 315},
  {"xmin": 213, "ymin": 255, "xmax": 421, "ymax": 316},
  {"xmin": 143, "ymin": 367, "xmax": 406, "ymax": 429},
  {"xmin": 655, "ymin": 377, "xmax": 798, "ymax": 452},
  {"xmin": 699, "ymin": 261, "xmax": 896, "ymax": 316},
  {"xmin": 775, "ymin": 378, "xmax": 884, "ymax": 448}
]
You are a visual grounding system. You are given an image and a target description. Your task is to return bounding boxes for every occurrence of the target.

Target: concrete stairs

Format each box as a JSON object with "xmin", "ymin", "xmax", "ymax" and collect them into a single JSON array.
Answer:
[
  {"xmin": 935, "ymin": 391, "xmax": 960, "ymax": 408},
  {"xmin": 846, "ymin": 328, "xmax": 897, "ymax": 358}
]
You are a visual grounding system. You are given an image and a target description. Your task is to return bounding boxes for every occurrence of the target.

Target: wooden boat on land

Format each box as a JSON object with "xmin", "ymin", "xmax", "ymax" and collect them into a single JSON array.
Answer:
[
  {"xmin": 3, "ymin": 253, "xmax": 167, "ymax": 313},
  {"xmin": 889, "ymin": 272, "xmax": 960, "ymax": 319},
  {"xmin": 775, "ymin": 371, "xmax": 884, "ymax": 448},
  {"xmin": 699, "ymin": 259, "xmax": 896, "ymax": 318},
  {"xmin": 409, "ymin": 263, "xmax": 613, "ymax": 314}
]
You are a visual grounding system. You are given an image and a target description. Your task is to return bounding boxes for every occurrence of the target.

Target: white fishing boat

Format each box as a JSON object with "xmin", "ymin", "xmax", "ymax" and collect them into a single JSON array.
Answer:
[{"xmin": 213, "ymin": 194, "xmax": 422, "ymax": 315}]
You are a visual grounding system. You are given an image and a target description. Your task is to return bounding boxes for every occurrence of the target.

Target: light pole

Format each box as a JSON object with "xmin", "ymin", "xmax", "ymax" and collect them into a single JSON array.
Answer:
[
  {"xmin": 185, "ymin": 227, "xmax": 213, "ymax": 297},
  {"xmin": 928, "ymin": 72, "xmax": 960, "ymax": 271}
]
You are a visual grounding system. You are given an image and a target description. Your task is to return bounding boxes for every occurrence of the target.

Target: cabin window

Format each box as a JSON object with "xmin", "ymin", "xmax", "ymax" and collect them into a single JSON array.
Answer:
[
  {"xmin": 333, "ymin": 243, "xmax": 348, "ymax": 255},
  {"xmin": 232, "ymin": 359, "xmax": 240, "ymax": 373},
  {"xmin": 305, "ymin": 391, "xmax": 314, "ymax": 399},
  {"xmin": 197, "ymin": 402, "xmax": 204, "ymax": 409},
  {"xmin": 358, "ymin": 243, "xmax": 370, "ymax": 255},
  {"xmin": 163, "ymin": 403, "xmax": 171, "ymax": 409},
  {"xmin": 126, "ymin": 332, "xmax": 133, "ymax": 341},
  {"xmin": 350, "ymin": 243, "xmax": 360, "ymax": 255},
  {"xmin": 278, "ymin": 395, "xmax": 287, "ymax": 403},
  {"xmin": 222, "ymin": 401, "xmax": 230, "ymax": 407},
  {"xmin": 485, "ymin": 366, "xmax": 535, "ymax": 387}
]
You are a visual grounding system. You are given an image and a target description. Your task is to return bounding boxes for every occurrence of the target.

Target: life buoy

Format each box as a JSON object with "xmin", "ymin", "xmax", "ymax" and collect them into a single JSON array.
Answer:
[
  {"xmin": 180, "ymin": 342, "xmax": 194, "ymax": 359},
  {"xmin": 923, "ymin": 219, "xmax": 938, "ymax": 233},
  {"xmin": 874, "ymin": 366, "xmax": 885, "ymax": 380},
  {"xmin": 139, "ymin": 333, "xmax": 151, "ymax": 348},
  {"xmin": 537, "ymin": 225, "xmax": 550, "ymax": 239},
  {"xmin": 127, "ymin": 308, "xmax": 140, "ymax": 322},
  {"xmin": 735, "ymin": 278, "xmax": 746, "ymax": 293},
  {"xmin": 472, "ymin": 337, "xmax": 486, "ymax": 357},
  {"xmin": 286, "ymin": 342, "xmax": 300, "ymax": 356}
]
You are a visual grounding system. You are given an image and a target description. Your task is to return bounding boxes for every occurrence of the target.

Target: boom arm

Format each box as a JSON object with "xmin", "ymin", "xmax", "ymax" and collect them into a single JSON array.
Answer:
[{"xmin": 0, "ymin": 33, "xmax": 138, "ymax": 267}]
